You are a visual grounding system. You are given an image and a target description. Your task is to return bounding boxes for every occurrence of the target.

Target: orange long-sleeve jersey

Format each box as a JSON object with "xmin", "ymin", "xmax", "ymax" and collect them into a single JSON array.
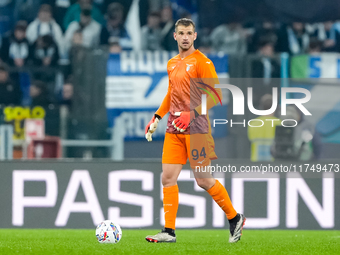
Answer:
[{"xmin": 156, "ymin": 49, "xmax": 222, "ymax": 134}]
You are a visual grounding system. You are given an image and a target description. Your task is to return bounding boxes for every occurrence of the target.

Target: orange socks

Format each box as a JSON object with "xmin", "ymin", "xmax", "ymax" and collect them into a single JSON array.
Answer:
[
  {"xmin": 207, "ymin": 180, "xmax": 237, "ymax": 220},
  {"xmin": 163, "ymin": 181, "xmax": 235, "ymax": 229},
  {"xmin": 163, "ymin": 184, "xmax": 179, "ymax": 229}
]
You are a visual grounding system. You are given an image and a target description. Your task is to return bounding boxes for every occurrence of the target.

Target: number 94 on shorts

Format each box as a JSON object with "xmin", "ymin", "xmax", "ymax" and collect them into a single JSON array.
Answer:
[{"xmin": 162, "ymin": 133, "xmax": 217, "ymax": 168}]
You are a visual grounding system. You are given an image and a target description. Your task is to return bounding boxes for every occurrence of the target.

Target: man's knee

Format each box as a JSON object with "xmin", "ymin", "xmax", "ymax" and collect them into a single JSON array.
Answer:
[
  {"xmin": 162, "ymin": 173, "xmax": 176, "ymax": 187},
  {"xmin": 161, "ymin": 164, "xmax": 182, "ymax": 187},
  {"xmin": 196, "ymin": 177, "xmax": 215, "ymax": 190}
]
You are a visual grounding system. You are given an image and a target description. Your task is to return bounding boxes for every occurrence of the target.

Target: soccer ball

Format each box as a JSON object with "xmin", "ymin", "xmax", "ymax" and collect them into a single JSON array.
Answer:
[{"xmin": 95, "ymin": 220, "xmax": 122, "ymax": 243}]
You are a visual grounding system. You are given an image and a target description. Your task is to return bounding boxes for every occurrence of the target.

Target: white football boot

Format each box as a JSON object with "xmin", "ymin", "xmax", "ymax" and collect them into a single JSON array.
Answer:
[{"xmin": 146, "ymin": 230, "xmax": 176, "ymax": 243}]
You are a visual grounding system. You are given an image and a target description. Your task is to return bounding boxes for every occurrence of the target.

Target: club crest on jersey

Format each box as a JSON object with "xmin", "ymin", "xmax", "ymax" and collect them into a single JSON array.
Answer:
[{"xmin": 186, "ymin": 64, "xmax": 193, "ymax": 71}]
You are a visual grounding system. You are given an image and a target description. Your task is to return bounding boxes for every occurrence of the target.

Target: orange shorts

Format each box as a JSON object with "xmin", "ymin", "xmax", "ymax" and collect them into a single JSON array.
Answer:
[{"xmin": 162, "ymin": 132, "xmax": 217, "ymax": 168}]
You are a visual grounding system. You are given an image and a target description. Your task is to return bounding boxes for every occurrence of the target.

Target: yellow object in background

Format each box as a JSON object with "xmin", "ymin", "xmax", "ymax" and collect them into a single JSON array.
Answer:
[{"xmin": 248, "ymin": 115, "xmax": 281, "ymax": 162}]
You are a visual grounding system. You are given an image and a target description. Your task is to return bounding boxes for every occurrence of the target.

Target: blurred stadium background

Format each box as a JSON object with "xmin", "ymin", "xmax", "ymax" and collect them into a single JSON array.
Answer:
[{"xmin": 0, "ymin": 0, "xmax": 340, "ymax": 236}]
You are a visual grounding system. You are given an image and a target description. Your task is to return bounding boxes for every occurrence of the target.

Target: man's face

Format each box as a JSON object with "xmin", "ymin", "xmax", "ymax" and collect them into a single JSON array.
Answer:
[
  {"xmin": 148, "ymin": 16, "xmax": 160, "ymax": 29},
  {"xmin": 324, "ymin": 21, "xmax": 333, "ymax": 31},
  {"xmin": 38, "ymin": 11, "xmax": 51, "ymax": 22},
  {"xmin": 263, "ymin": 22, "xmax": 273, "ymax": 29},
  {"xmin": 80, "ymin": 14, "xmax": 91, "ymax": 26},
  {"xmin": 0, "ymin": 70, "xmax": 8, "ymax": 83},
  {"xmin": 174, "ymin": 25, "xmax": 197, "ymax": 51},
  {"xmin": 30, "ymin": 85, "xmax": 41, "ymax": 97},
  {"xmin": 260, "ymin": 44, "xmax": 274, "ymax": 56},
  {"xmin": 161, "ymin": 7, "xmax": 172, "ymax": 23},
  {"xmin": 292, "ymin": 22, "xmax": 303, "ymax": 32},
  {"xmin": 108, "ymin": 8, "xmax": 123, "ymax": 27},
  {"xmin": 14, "ymin": 29, "xmax": 25, "ymax": 40},
  {"xmin": 63, "ymin": 84, "xmax": 74, "ymax": 99}
]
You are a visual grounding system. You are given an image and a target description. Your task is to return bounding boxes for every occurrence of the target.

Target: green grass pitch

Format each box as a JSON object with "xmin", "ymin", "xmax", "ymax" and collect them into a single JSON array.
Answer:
[{"xmin": 0, "ymin": 229, "xmax": 339, "ymax": 254}]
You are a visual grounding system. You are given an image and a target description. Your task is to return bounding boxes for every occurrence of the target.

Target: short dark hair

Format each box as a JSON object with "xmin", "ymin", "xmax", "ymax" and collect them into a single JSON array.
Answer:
[
  {"xmin": 39, "ymin": 4, "xmax": 52, "ymax": 14},
  {"xmin": 175, "ymin": 18, "xmax": 195, "ymax": 32},
  {"xmin": 107, "ymin": 2, "xmax": 124, "ymax": 18},
  {"xmin": 309, "ymin": 37, "xmax": 322, "ymax": 50},
  {"xmin": 41, "ymin": 34, "xmax": 54, "ymax": 46},
  {"xmin": 257, "ymin": 36, "xmax": 274, "ymax": 50},
  {"xmin": 81, "ymin": 6, "xmax": 92, "ymax": 16},
  {"xmin": 259, "ymin": 94, "xmax": 274, "ymax": 110},
  {"xmin": 32, "ymin": 80, "xmax": 48, "ymax": 94},
  {"xmin": 15, "ymin": 20, "xmax": 27, "ymax": 32}
]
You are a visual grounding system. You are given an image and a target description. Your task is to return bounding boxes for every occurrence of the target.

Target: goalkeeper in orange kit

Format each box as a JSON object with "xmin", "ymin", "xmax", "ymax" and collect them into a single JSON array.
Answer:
[{"xmin": 145, "ymin": 18, "xmax": 245, "ymax": 243}]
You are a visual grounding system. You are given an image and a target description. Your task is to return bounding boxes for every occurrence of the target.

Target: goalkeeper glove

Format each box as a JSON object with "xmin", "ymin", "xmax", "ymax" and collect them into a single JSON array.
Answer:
[
  {"xmin": 172, "ymin": 110, "xmax": 199, "ymax": 132},
  {"xmin": 145, "ymin": 114, "xmax": 161, "ymax": 142}
]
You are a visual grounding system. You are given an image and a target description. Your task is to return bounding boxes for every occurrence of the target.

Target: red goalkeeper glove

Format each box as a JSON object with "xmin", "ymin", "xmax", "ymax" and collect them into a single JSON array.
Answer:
[{"xmin": 172, "ymin": 110, "xmax": 199, "ymax": 132}]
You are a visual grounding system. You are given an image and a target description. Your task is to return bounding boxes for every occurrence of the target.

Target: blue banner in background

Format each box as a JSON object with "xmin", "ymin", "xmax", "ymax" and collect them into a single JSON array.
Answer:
[{"xmin": 106, "ymin": 51, "xmax": 229, "ymax": 140}]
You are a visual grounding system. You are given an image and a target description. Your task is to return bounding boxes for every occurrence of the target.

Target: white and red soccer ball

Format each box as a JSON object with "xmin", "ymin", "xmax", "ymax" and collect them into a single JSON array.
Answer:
[{"xmin": 96, "ymin": 220, "xmax": 122, "ymax": 243}]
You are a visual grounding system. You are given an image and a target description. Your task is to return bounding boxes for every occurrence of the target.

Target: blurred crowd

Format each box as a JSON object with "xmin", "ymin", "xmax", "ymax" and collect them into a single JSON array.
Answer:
[{"xmin": 0, "ymin": 0, "xmax": 340, "ymax": 108}]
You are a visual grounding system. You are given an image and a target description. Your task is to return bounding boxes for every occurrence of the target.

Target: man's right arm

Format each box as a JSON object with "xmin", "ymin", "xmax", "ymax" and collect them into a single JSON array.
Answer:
[
  {"xmin": 155, "ymin": 83, "xmax": 171, "ymax": 118},
  {"xmin": 145, "ymin": 79, "xmax": 171, "ymax": 141}
]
